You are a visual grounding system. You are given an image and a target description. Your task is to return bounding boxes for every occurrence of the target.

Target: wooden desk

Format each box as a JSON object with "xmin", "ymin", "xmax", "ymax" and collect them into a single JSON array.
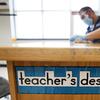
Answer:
[{"xmin": 0, "ymin": 40, "xmax": 100, "ymax": 100}]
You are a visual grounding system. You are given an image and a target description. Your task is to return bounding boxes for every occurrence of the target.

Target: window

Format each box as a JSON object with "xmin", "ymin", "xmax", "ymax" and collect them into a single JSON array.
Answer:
[
  {"xmin": 10, "ymin": 0, "xmax": 100, "ymax": 39},
  {"xmin": 43, "ymin": 12, "xmax": 70, "ymax": 39},
  {"xmin": 15, "ymin": 12, "xmax": 42, "ymax": 39},
  {"xmin": 14, "ymin": 0, "xmax": 42, "ymax": 11},
  {"xmin": 70, "ymin": 0, "xmax": 99, "ymax": 11}
]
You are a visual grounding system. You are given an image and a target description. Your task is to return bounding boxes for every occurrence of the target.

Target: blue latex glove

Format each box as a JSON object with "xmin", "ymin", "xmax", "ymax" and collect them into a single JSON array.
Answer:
[{"xmin": 70, "ymin": 35, "xmax": 87, "ymax": 42}]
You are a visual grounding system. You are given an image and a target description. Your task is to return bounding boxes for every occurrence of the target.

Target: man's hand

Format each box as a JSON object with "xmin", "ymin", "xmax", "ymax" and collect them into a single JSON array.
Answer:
[{"xmin": 70, "ymin": 35, "xmax": 88, "ymax": 43}]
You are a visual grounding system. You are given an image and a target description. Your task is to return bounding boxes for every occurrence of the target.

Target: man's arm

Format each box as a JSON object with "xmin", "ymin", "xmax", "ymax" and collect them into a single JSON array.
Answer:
[{"xmin": 86, "ymin": 28, "xmax": 100, "ymax": 40}]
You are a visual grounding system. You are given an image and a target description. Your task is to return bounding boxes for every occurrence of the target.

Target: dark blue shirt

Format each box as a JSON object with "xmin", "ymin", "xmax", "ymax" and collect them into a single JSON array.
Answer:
[{"xmin": 86, "ymin": 16, "xmax": 100, "ymax": 43}]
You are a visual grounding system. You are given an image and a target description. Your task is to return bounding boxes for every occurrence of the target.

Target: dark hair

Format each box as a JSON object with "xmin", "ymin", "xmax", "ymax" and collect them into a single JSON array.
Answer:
[{"xmin": 79, "ymin": 6, "xmax": 94, "ymax": 13}]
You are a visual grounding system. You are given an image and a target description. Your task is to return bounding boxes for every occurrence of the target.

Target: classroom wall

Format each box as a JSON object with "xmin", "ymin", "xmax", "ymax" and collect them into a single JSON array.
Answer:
[
  {"xmin": 0, "ymin": 15, "xmax": 11, "ymax": 42},
  {"xmin": 0, "ymin": 12, "xmax": 11, "ymax": 65}
]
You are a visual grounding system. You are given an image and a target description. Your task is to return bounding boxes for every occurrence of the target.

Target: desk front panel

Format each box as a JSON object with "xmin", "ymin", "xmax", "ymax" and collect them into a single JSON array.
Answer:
[{"xmin": 7, "ymin": 61, "xmax": 100, "ymax": 100}]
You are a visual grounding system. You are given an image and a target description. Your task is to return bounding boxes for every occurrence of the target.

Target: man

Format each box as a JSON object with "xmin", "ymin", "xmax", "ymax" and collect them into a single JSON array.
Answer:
[{"xmin": 71, "ymin": 7, "xmax": 100, "ymax": 43}]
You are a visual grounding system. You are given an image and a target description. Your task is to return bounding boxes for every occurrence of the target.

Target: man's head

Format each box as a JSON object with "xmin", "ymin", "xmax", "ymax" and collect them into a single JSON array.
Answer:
[{"xmin": 79, "ymin": 7, "xmax": 97, "ymax": 25}]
